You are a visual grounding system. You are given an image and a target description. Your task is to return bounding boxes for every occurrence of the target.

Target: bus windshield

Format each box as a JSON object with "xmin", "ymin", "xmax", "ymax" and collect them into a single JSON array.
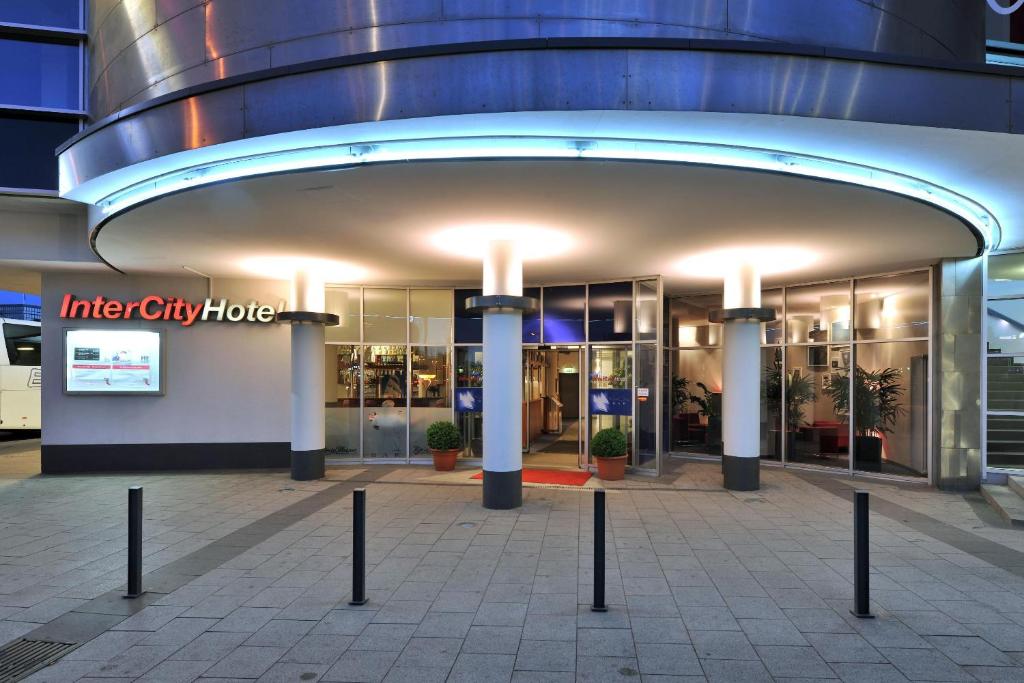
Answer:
[{"xmin": 3, "ymin": 323, "xmax": 41, "ymax": 366}]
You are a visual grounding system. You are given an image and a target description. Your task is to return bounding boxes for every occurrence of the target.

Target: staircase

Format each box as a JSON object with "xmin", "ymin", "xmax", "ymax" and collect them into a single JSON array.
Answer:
[
  {"xmin": 987, "ymin": 357, "xmax": 1024, "ymax": 469},
  {"xmin": 981, "ymin": 476, "xmax": 1024, "ymax": 527}
]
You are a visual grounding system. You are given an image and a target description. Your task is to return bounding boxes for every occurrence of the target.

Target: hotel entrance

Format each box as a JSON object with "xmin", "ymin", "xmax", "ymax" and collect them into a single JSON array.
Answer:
[{"xmin": 522, "ymin": 347, "xmax": 583, "ymax": 469}]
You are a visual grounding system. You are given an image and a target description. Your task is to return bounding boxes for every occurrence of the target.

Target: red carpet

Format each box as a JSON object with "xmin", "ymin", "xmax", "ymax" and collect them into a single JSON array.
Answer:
[{"xmin": 471, "ymin": 468, "xmax": 592, "ymax": 486}]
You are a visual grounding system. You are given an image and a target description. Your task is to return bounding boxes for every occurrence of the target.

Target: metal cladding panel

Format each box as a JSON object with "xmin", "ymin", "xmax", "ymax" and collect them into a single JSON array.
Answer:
[
  {"xmin": 1014, "ymin": 79, "xmax": 1024, "ymax": 135},
  {"xmin": 86, "ymin": 0, "xmax": 986, "ymax": 119},
  {"xmin": 61, "ymin": 46, "xmax": 1023, "ymax": 188},
  {"xmin": 439, "ymin": 0, "xmax": 728, "ymax": 26},
  {"xmin": 205, "ymin": 0, "xmax": 446, "ymax": 55},
  {"xmin": 242, "ymin": 49, "xmax": 629, "ymax": 139},
  {"xmin": 91, "ymin": 4, "xmax": 207, "ymax": 116},
  {"xmin": 626, "ymin": 50, "xmax": 1010, "ymax": 131}
]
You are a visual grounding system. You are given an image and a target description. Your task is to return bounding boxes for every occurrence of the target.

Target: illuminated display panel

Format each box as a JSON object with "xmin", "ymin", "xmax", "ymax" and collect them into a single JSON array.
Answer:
[{"xmin": 64, "ymin": 329, "xmax": 163, "ymax": 395}]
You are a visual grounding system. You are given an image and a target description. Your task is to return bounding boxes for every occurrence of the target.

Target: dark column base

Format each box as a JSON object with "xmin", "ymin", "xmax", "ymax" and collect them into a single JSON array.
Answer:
[
  {"xmin": 291, "ymin": 449, "xmax": 326, "ymax": 481},
  {"xmin": 723, "ymin": 455, "xmax": 760, "ymax": 491},
  {"xmin": 482, "ymin": 469, "xmax": 522, "ymax": 509}
]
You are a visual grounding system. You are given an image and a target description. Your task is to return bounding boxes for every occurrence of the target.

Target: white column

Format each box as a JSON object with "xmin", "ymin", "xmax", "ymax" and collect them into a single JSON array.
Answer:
[
  {"xmin": 289, "ymin": 269, "xmax": 327, "ymax": 480},
  {"xmin": 722, "ymin": 263, "xmax": 762, "ymax": 490},
  {"xmin": 482, "ymin": 239, "xmax": 524, "ymax": 509}
]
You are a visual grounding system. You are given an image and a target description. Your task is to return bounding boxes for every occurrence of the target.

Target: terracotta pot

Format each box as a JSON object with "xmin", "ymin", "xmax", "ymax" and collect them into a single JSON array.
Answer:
[
  {"xmin": 595, "ymin": 455, "xmax": 627, "ymax": 481},
  {"xmin": 430, "ymin": 448, "xmax": 459, "ymax": 471}
]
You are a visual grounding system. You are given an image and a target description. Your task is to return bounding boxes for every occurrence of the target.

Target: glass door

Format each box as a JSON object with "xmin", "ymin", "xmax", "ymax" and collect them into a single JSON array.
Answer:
[
  {"xmin": 523, "ymin": 347, "xmax": 584, "ymax": 468},
  {"xmin": 588, "ymin": 346, "xmax": 633, "ymax": 467}
]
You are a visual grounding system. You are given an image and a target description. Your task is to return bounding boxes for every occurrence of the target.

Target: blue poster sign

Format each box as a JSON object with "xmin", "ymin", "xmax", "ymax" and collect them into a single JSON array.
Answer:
[
  {"xmin": 589, "ymin": 388, "xmax": 632, "ymax": 416},
  {"xmin": 455, "ymin": 387, "xmax": 482, "ymax": 413}
]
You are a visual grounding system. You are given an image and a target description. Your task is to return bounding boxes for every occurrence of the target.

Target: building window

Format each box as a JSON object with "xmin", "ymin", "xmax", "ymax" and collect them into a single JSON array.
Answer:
[{"xmin": 986, "ymin": 252, "xmax": 1024, "ymax": 469}]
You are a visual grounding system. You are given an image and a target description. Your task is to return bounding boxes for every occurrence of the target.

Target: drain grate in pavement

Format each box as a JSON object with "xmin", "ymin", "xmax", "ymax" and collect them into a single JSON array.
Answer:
[{"xmin": 0, "ymin": 639, "xmax": 77, "ymax": 683}]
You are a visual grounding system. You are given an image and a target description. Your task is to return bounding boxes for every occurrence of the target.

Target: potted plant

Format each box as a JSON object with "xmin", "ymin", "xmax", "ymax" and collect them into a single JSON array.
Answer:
[
  {"xmin": 764, "ymin": 355, "xmax": 815, "ymax": 457},
  {"xmin": 823, "ymin": 367, "xmax": 904, "ymax": 472},
  {"xmin": 591, "ymin": 427, "xmax": 628, "ymax": 480},
  {"xmin": 426, "ymin": 420, "xmax": 461, "ymax": 471},
  {"xmin": 689, "ymin": 382, "xmax": 721, "ymax": 453}
]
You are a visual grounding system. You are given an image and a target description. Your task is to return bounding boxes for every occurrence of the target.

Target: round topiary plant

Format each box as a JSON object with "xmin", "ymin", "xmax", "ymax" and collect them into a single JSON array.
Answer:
[
  {"xmin": 426, "ymin": 420, "xmax": 461, "ymax": 451},
  {"xmin": 591, "ymin": 428, "xmax": 627, "ymax": 458}
]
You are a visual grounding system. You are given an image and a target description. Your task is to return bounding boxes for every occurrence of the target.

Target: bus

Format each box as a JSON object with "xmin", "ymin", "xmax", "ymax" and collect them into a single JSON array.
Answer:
[{"xmin": 0, "ymin": 318, "xmax": 41, "ymax": 432}]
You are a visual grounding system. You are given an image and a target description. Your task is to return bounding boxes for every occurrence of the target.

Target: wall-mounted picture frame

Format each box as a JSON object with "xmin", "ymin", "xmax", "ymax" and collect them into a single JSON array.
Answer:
[{"xmin": 831, "ymin": 359, "xmax": 840, "ymax": 369}]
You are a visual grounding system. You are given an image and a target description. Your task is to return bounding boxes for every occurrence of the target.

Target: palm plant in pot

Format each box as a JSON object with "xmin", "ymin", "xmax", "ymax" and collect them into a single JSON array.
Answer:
[
  {"xmin": 426, "ymin": 420, "xmax": 461, "ymax": 471},
  {"xmin": 764, "ymin": 355, "xmax": 816, "ymax": 458},
  {"xmin": 823, "ymin": 367, "xmax": 904, "ymax": 472},
  {"xmin": 591, "ymin": 428, "xmax": 628, "ymax": 481},
  {"xmin": 689, "ymin": 382, "xmax": 721, "ymax": 453}
]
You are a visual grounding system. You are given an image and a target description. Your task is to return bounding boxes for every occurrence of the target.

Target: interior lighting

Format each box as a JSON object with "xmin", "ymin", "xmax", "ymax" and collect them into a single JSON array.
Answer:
[
  {"xmin": 86, "ymin": 135, "xmax": 999, "ymax": 250},
  {"xmin": 239, "ymin": 256, "xmax": 366, "ymax": 282},
  {"xmin": 429, "ymin": 223, "xmax": 572, "ymax": 260},
  {"xmin": 675, "ymin": 246, "xmax": 818, "ymax": 279}
]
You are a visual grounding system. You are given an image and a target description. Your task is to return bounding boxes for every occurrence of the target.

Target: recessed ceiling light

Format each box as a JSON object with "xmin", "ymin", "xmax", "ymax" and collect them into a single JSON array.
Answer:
[
  {"xmin": 238, "ymin": 256, "xmax": 366, "ymax": 282},
  {"xmin": 429, "ymin": 224, "xmax": 573, "ymax": 261},
  {"xmin": 676, "ymin": 247, "xmax": 818, "ymax": 278}
]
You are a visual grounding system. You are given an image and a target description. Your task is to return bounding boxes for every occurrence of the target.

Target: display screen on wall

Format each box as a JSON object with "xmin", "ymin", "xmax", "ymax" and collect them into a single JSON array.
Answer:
[{"xmin": 64, "ymin": 329, "xmax": 163, "ymax": 395}]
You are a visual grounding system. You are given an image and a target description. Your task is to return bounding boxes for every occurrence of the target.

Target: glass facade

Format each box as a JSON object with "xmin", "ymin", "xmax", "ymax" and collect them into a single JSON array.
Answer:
[
  {"xmin": 0, "ymin": 1, "xmax": 85, "ymax": 192},
  {"xmin": 329, "ymin": 280, "xmax": 662, "ymax": 469},
  {"xmin": 665, "ymin": 269, "xmax": 930, "ymax": 479},
  {"xmin": 986, "ymin": 253, "xmax": 1024, "ymax": 469}
]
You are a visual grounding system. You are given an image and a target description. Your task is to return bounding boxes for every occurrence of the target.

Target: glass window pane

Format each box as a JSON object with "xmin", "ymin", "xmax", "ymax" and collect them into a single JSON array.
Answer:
[
  {"xmin": 988, "ymin": 413, "xmax": 1024, "ymax": 469},
  {"xmin": 786, "ymin": 282, "xmax": 851, "ymax": 344},
  {"xmin": 0, "ymin": 116, "xmax": 78, "ymax": 190},
  {"xmin": 666, "ymin": 293, "xmax": 721, "ymax": 347},
  {"xmin": 410, "ymin": 290, "xmax": 451, "ymax": 345},
  {"xmin": 325, "ymin": 345, "xmax": 360, "ymax": 457},
  {"xmin": 785, "ymin": 345, "xmax": 850, "ymax": 469},
  {"xmin": 989, "ymin": 252, "xmax": 1024, "ymax": 298},
  {"xmin": 635, "ymin": 344, "xmax": 657, "ymax": 469},
  {"xmin": 455, "ymin": 346, "xmax": 483, "ymax": 458},
  {"xmin": 0, "ymin": 38, "xmax": 79, "ymax": 109},
  {"xmin": 988, "ymin": 355, "xmax": 1024, "ymax": 412},
  {"xmin": 762, "ymin": 289, "xmax": 783, "ymax": 345},
  {"xmin": 636, "ymin": 279, "xmax": 658, "ymax": 341},
  {"xmin": 362, "ymin": 345, "xmax": 406, "ymax": 458},
  {"xmin": 987, "ymin": 299, "xmax": 1024, "ymax": 354},
  {"xmin": 588, "ymin": 346, "xmax": 632, "ymax": 464},
  {"xmin": 665, "ymin": 348, "xmax": 722, "ymax": 455},
  {"xmin": 854, "ymin": 271, "xmax": 929, "ymax": 340},
  {"xmin": 363, "ymin": 288, "xmax": 406, "ymax": 343},
  {"xmin": 543, "ymin": 285, "xmax": 585, "ymax": 343},
  {"xmin": 410, "ymin": 346, "xmax": 450, "ymax": 456},
  {"xmin": 851, "ymin": 342, "xmax": 928, "ymax": 476},
  {"xmin": 588, "ymin": 281, "xmax": 632, "ymax": 342},
  {"xmin": 325, "ymin": 287, "xmax": 360, "ymax": 343},
  {"xmin": 761, "ymin": 347, "xmax": 782, "ymax": 460},
  {"xmin": 523, "ymin": 287, "xmax": 540, "ymax": 344},
  {"xmin": 0, "ymin": 0, "xmax": 80, "ymax": 28},
  {"xmin": 454, "ymin": 288, "xmax": 482, "ymax": 344}
]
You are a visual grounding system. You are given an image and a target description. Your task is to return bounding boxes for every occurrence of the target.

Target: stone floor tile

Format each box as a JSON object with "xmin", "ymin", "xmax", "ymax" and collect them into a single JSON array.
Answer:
[
  {"xmin": 475, "ymin": 601, "xmax": 528, "ymax": 626},
  {"xmin": 393, "ymin": 636, "xmax": 461, "ymax": 670},
  {"xmin": 86, "ymin": 644, "xmax": 179, "ymax": 678},
  {"xmin": 628, "ymin": 616, "xmax": 688, "ymax": 644},
  {"xmin": 755, "ymin": 645, "xmax": 837, "ymax": 679},
  {"xmin": 311, "ymin": 609, "xmax": 375, "ymax": 635},
  {"xmin": 430, "ymin": 590, "xmax": 483, "ymax": 613},
  {"xmin": 690, "ymin": 630, "xmax": 758, "ymax": 660},
  {"xmin": 110, "ymin": 606, "xmax": 189, "ymax": 632},
  {"xmin": 413, "ymin": 611, "xmax": 475, "ymax": 638},
  {"xmin": 449, "ymin": 652, "xmax": 515, "ymax": 682},
  {"xmin": 370, "ymin": 600, "xmax": 431, "ymax": 624},
  {"xmin": 699, "ymin": 658, "xmax": 774, "ymax": 683},
  {"xmin": 574, "ymin": 655, "xmax": 640, "ymax": 680},
  {"xmin": 65, "ymin": 631, "xmax": 149, "ymax": 660},
  {"xmin": 255, "ymin": 662, "xmax": 329, "ymax": 682},
  {"xmin": 962, "ymin": 665, "xmax": 1024, "ymax": 681},
  {"xmin": 202, "ymin": 645, "xmax": 288, "ymax": 679},
  {"xmin": 514, "ymin": 640, "xmax": 575, "ymax": 672},
  {"xmin": 139, "ymin": 617, "xmax": 219, "ymax": 647},
  {"xmin": 463, "ymin": 625, "xmax": 522, "ymax": 654},
  {"xmin": 280, "ymin": 634, "xmax": 353, "ymax": 665},
  {"xmin": 137, "ymin": 659, "xmax": 214, "ymax": 682},
  {"xmin": 510, "ymin": 672, "xmax": 574, "ymax": 682},
  {"xmin": 211, "ymin": 606, "xmax": 281, "ymax": 633},
  {"xmin": 168, "ymin": 631, "xmax": 249, "ymax": 661},
  {"xmin": 829, "ymin": 662, "xmax": 911, "ymax": 682},
  {"xmin": 577, "ymin": 628, "xmax": 636, "ymax": 658},
  {"xmin": 925, "ymin": 635, "xmax": 1016, "ymax": 666},
  {"xmin": 323, "ymin": 649, "xmax": 399, "ymax": 682},
  {"xmin": 738, "ymin": 618, "xmax": 809, "ymax": 646},
  {"xmin": 806, "ymin": 632, "xmax": 887, "ymax": 663},
  {"xmin": 348, "ymin": 623, "xmax": 417, "ymax": 652},
  {"xmin": 635, "ymin": 642, "xmax": 702, "ymax": 676},
  {"xmin": 245, "ymin": 619, "xmax": 315, "ymax": 647},
  {"xmin": 678, "ymin": 605, "xmax": 740, "ymax": 631},
  {"xmin": 880, "ymin": 647, "xmax": 975, "ymax": 681}
]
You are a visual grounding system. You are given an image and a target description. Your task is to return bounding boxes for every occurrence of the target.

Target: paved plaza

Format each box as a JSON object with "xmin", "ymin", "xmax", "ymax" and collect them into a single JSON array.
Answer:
[{"xmin": 1, "ymin": 443, "xmax": 1024, "ymax": 681}]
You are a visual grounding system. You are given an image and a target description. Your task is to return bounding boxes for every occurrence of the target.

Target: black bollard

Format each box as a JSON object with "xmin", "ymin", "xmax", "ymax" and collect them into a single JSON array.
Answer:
[
  {"xmin": 124, "ymin": 486, "xmax": 144, "ymax": 599},
  {"xmin": 592, "ymin": 489, "xmax": 607, "ymax": 612},
  {"xmin": 851, "ymin": 490, "xmax": 873, "ymax": 618},
  {"xmin": 349, "ymin": 488, "xmax": 368, "ymax": 606}
]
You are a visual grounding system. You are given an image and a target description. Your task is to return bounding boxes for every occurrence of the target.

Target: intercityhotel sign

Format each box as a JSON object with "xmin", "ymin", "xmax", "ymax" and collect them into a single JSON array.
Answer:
[{"xmin": 59, "ymin": 294, "xmax": 284, "ymax": 326}]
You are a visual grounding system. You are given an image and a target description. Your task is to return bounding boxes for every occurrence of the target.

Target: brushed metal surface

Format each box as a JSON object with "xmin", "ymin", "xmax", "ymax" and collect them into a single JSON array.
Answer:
[
  {"xmin": 60, "ymin": 43, "xmax": 1024, "ymax": 189},
  {"xmin": 87, "ymin": 0, "xmax": 986, "ymax": 119}
]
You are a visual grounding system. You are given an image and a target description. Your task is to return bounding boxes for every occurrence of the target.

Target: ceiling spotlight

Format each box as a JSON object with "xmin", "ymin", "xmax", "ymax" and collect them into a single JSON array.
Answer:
[
  {"xmin": 429, "ymin": 224, "xmax": 573, "ymax": 260},
  {"xmin": 676, "ymin": 246, "xmax": 818, "ymax": 279},
  {"xmin": 238, "ymin": 256, "xmax": 367, "ymax": 282}
]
